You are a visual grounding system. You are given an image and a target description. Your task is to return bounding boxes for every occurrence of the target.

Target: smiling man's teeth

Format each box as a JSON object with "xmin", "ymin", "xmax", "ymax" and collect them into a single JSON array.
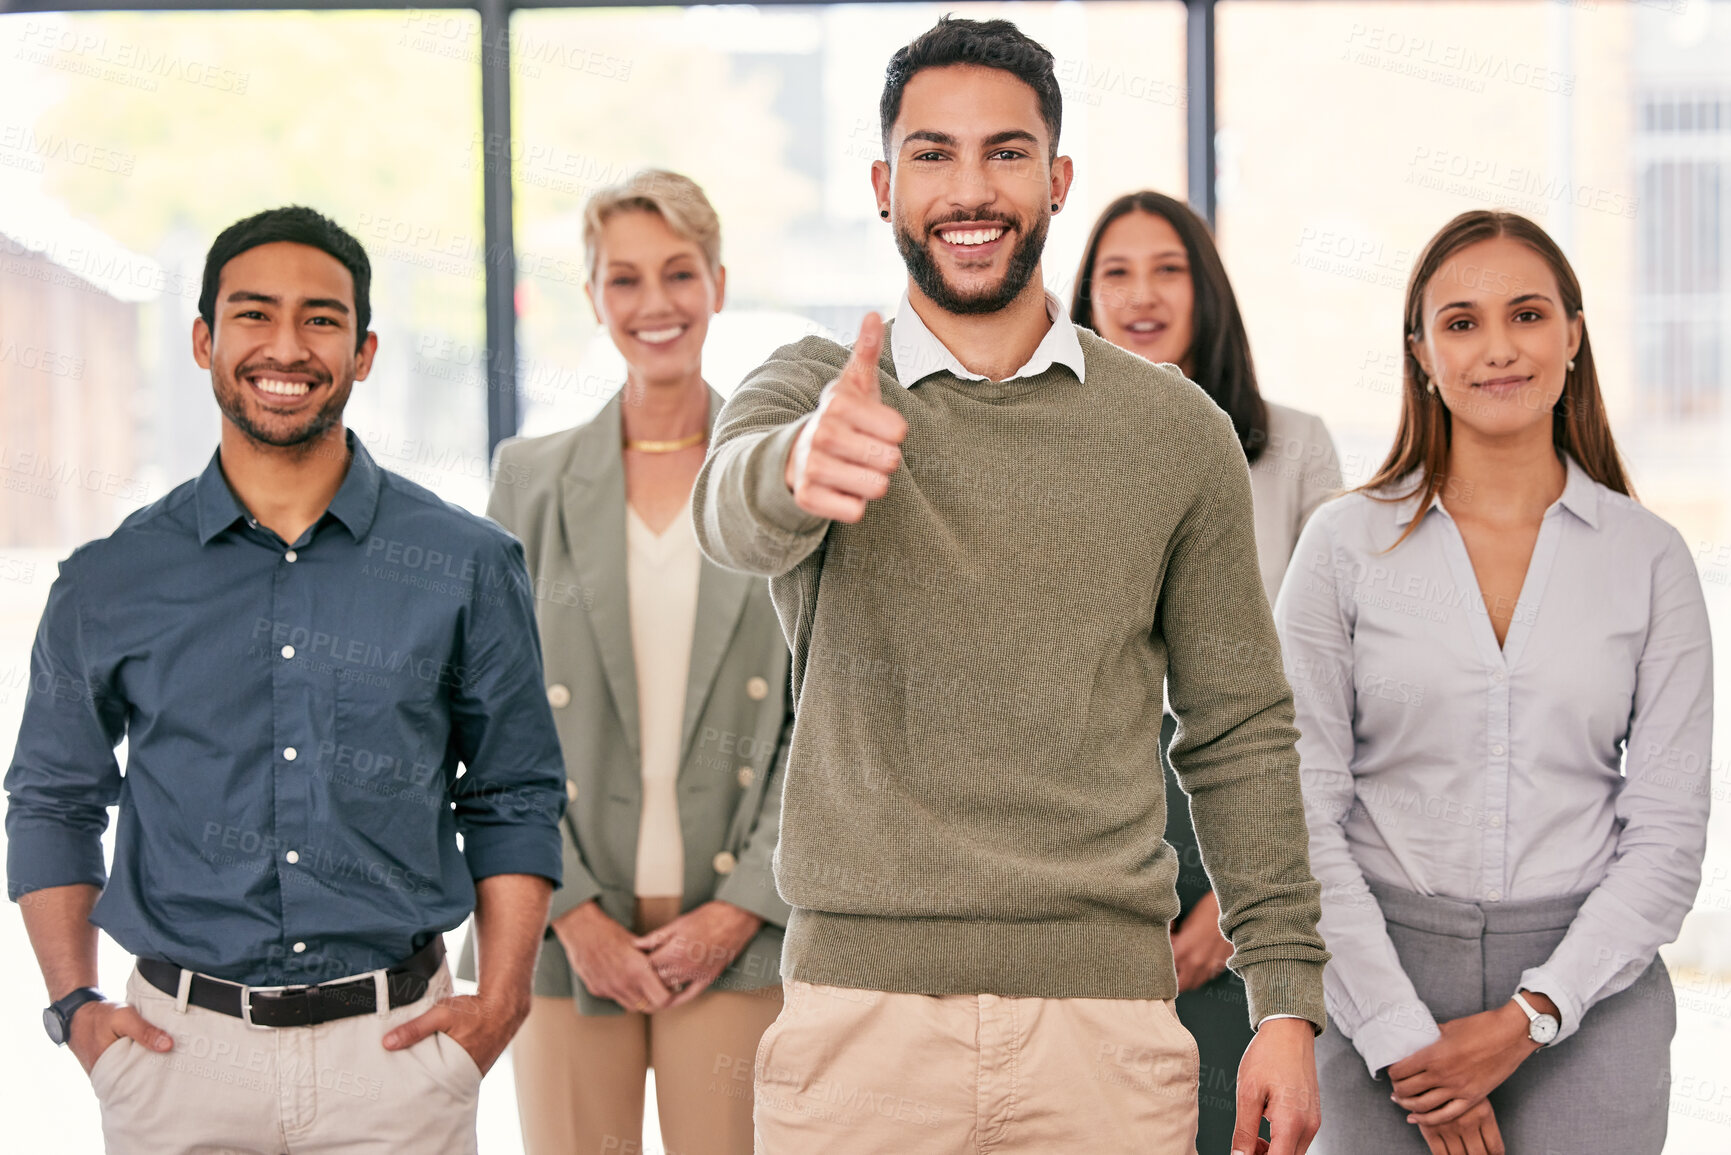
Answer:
[
  {"xmin": 637, "ymin": 327, "xmax": 685, "ymax": 344},
  {"xmin": 254, "ymin": 378, "xmax": 310, "ymax": 396},
  {"xmin": 940, "ymin": 227, "xmax": 1005, "ymax": 246}
]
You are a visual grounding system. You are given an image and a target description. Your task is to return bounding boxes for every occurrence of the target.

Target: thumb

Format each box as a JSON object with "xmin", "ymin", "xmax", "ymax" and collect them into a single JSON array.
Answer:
[
  {"xmin": 632, "ymin": 926, "xmax": 674, "ymax": 952},
  {"xmin": 116, "ymin": 1007, "xmax": 173, "ymax": 1053},
  {"xmin": 839, "ymin": 312, "xmax": 885, "ymax": 396},
  {"xmin": 382, "ymin": 1003, "xmax": 447, "ymax": 1052}
]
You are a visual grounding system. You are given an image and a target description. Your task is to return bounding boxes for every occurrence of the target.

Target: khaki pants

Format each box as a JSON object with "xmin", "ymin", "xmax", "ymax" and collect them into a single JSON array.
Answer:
[
  {"xmin": 512, "ymin": 897, "xmax": 784, "ymax": 1155},
  {"xmin": 93, "ymin": 963, "xmax": 480, "ymax": 1154},
  {"xmin": 753, "ymin": 980, "xmax": 1201, "ymax": 1155}
]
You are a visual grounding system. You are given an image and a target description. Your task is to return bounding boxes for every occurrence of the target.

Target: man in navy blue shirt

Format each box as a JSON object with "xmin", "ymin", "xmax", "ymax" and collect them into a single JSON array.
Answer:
[{"xmin": 6, "ymin": 206, "xmax": 566, "ymax": 1154}]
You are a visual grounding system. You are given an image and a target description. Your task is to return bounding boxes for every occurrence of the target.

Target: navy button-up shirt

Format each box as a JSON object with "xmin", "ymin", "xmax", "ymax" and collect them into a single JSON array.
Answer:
[{"xmin": 5, "ymin": 434, "xmax": 565, "ymax": 986}]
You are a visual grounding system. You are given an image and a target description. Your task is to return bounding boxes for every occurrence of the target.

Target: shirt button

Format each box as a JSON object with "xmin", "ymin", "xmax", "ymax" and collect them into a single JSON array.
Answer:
[
  {"xmin": 745, "ymin": 676, "xmax": 769, "ymax": 701},
  {"xmin": 712, "ymin": 851, "xmax": 737, "ymax": 875},
  {"xmin": 1489, "ymin": 814, "xmax": 1504, "ymax": 829},
  {"xmin": 546, "ymin": 684, "xmax": 571, "ymax": 709},
  {"xmin": 285, "ymin": 850, "xmax": 300, "ymax": 864},
  {"xmin": 737, "ymin": 766, "xmax": 755, "ymax": 788},
  {"xmin": 283, "ymin": 747, "xmax": 298, "ymax": 761},
  {"xmin": 1487, "ymin": 890, "xmax": 1503, "ymax": 902},
  {"xmin": 281, "ymin": 645, "xmax": 295, "ymax": 659},
  {"xmin": 292, "ymin": 942, "xmax": 307, "ymax": 953},
  {"xmin": 1492, "ymin": 670, "xmax": 1505, "ymax": 683},
  {"xmin": 1491, "ymin": 744, "xmax": 1506, "ymax": 756},
  {"xmin": 565, "ymin": 780, "xmax": 578, "ymax": 803},
  {"xmin": 285, "ymin": 550, "xmax": 298, "ymax": 563}
]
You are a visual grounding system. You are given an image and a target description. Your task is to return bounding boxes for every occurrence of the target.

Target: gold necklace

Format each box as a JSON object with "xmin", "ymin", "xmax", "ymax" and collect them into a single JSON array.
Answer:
[{"xmin": 623, "ymin": 429, "xmax": 706, "ymax": 454}]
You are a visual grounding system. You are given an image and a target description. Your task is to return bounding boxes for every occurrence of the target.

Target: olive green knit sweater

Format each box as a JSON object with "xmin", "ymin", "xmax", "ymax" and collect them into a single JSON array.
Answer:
[{"xmin": 693, "ymin": 322, "xmax": 1328, "ymax": 1029}]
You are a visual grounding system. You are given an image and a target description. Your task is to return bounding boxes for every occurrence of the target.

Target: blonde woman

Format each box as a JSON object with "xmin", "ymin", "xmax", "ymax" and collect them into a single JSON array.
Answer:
[{"xmin": 462, "ymin": 170, "xmax": 790, "ymax": 1155}]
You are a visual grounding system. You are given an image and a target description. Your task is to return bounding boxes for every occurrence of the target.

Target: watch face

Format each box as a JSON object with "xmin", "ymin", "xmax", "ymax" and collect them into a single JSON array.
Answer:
[
  {"xmin": 1530, "ymin": 1014, "xmax": 1559, "ymax": 1045},
  {"xmin": 43, "ymin": 1006, "xmax": 67, "ymax": 1045}
]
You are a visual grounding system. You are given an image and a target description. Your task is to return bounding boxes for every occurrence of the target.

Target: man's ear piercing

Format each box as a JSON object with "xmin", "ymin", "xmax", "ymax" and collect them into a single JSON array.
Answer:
[
  {"xmin": 1051, "ymin": 203, "xmax": 1060, "ymax": 211},
  {"xmin": 880, "ymin": 209, "xmax": 889, "ymax": 219}
]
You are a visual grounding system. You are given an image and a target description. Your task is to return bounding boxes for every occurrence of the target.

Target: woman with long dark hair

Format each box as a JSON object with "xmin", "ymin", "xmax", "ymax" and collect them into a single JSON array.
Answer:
[
  {"xmin": 1071, "ymin": 191, "xmax": 1342, "ymax": 1155},
  {"xmin": 1277, "ymin": 210, "xmax": 1710, "ymax": 1154}
]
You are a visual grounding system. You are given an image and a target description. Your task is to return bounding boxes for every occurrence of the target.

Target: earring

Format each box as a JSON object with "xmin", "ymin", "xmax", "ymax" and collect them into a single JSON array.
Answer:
[
  {"xmin": 1567, "ymin": 358, "xmax": 1576, "ymax": 372},
  {"xmin": 880, "ymin": 209, "xmax": 889, "ymax": 219},
  {"xmin": 1051, "ymin": 203, "xmax": 1060, "ymax": 211},
  {"xmin": 1427, "ymin": 379, "xmax": 1438, "ymax": 395}
]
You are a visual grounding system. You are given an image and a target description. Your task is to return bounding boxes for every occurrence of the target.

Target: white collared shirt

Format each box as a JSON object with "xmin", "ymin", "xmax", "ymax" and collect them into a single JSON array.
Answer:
[
  {"xmin": 889, "ymin": 289, "xmax": 1087, "ymax": 388},
  {"xmin": 1275, "ymin": 456, "xmax": 1713, "ymax": 1074}
]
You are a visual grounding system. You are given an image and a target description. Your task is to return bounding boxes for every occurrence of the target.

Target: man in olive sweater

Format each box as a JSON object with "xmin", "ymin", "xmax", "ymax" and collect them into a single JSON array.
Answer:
[{"xmin": 695, "ymin": 18, "xmax": 1327, "ymax": 1155}]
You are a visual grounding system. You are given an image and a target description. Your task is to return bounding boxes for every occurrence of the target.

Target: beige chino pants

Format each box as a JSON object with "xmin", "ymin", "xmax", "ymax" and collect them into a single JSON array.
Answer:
[
  {"xmin": 92, "ymin": 963, "xmax": 480, "ymax": 1155},
  {"xmin": 753, "ymin": 980, "xmax": 1201, "ymax": 1155},
  {"xmin": 510, "ymin": 897, "xmax": 784, "ymax": 1155}
]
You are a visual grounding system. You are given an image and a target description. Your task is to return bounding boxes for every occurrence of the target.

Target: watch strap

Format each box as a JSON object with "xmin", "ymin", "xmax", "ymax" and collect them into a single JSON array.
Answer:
[{"xmin": 45, "ymin": 986, "xmax": 104, "ymax": 1044}]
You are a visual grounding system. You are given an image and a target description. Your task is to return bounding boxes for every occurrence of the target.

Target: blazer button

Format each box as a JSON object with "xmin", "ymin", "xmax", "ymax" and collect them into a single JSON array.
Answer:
[
  {"xmin": 565, "ymin": 780, "xmax": 578, "ymax": 802},
  {"xmin": 736, "ymin": 766, "xmax": 754, "ymax": 788},
  {"xmin": 745, "ymin": 676, "xmax": 769, "ymax": 701},
  {"xmin": 712, "ymin": 851, "xmax": 737, "ymax": 875},
  {"xmin": 547, "ymin": 684, "xmax": 571, "ymax": 709}
]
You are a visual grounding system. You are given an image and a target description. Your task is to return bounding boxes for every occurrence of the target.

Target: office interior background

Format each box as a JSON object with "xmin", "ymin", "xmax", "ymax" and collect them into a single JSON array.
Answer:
[{"xmin": 1, "ymin": 0, "xmax": 1728, "ymax": 1149}]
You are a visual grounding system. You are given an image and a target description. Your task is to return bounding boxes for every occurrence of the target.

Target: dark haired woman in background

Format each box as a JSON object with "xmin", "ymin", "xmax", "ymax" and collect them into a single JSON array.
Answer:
[
  {"xmin": 1071, "ymin": 190, "xmax": 1342, "ymax": 1155},
  {"xmin": 1277, "ymin": 211, "xmax": 1710, "ymax": 1154}
]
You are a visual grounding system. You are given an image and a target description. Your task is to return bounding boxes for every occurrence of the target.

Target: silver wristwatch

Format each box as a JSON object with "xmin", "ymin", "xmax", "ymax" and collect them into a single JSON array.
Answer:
[{"xmin": 1512, "ymin": 992, "xmax": 1559, "ymax": 1045}]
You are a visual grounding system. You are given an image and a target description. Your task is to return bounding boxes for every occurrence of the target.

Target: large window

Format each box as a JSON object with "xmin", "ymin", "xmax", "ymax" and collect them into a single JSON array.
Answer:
[
  {"xmin": 0, "ymin": 10, "xmax": 491, "ymax": 550},
  {"xmin": 1218, "ymin": 6, "xmax": 1730, "ymax": 1151},
  {"xmin": 506, "ymin": 1, "xmax": 1187, "ymax": 436}
]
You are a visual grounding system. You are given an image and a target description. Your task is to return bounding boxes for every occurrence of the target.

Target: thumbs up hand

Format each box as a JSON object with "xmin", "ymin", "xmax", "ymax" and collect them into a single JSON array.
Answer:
[{"xmin": 784, "ymin": 312, "xmax": 908, "ymax": 523}]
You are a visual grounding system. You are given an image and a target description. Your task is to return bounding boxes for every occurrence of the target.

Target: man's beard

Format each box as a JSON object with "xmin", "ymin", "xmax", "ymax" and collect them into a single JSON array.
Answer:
[
  {"xmin": 214, "ymin": 361, "xmax": 348, "ymax": 451},
  {"xmin": 895, "ymin": 209, "xmax": 1048, "ymax": 315}
]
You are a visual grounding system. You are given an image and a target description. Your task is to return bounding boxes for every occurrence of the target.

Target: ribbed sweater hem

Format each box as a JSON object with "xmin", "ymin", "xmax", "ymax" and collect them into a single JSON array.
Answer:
[{"xmin": 783, "ymin": 908, "xmax": 1179, "ymax": 1000}]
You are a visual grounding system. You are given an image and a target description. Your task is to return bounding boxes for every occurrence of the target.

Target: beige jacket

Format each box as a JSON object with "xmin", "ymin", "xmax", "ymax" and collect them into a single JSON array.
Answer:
[{"xmin": 460, "ymin": 390, "xmax": 792, "ymax": 1014}]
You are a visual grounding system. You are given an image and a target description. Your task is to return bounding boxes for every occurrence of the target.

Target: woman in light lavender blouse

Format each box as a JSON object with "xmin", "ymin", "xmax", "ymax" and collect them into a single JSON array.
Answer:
[{"xmin": 1276, "ymin": 211, "xmax": 1711, "ymax": 1155}]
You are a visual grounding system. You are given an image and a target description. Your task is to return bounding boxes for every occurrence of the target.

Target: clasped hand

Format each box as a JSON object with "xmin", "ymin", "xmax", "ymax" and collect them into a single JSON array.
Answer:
[
  {"xmin": 554, "ymin": 899, "xmax": 762, "ymax": 1014},
  {"xmin": 1384, "ymin": 1000, "xmax": 1545, "ymax": 1155}
]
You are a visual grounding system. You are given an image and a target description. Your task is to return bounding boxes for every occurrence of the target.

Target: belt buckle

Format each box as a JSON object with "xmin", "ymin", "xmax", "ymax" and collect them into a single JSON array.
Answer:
[{"xmin": 239, "ymin": 982, "xmax": 293, "ymax": 1030}]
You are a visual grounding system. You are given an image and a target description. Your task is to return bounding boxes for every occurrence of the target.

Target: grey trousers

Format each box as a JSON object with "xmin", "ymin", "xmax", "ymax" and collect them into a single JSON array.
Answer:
[{"xmin": 1313, "ymin": 881, "xmax": 1674, "ymax": 1155}]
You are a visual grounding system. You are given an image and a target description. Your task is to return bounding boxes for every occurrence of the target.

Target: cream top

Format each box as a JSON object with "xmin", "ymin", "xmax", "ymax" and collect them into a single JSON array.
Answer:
[{"xmin": 626, "ymin": 493, "xmax": 703, "ymax": 898}]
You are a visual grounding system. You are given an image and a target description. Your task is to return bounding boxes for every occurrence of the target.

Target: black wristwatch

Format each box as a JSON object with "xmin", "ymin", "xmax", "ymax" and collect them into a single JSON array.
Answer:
[{"xmin": 43, "ymin": 987, "xmax": 105, "ymax": 1045}]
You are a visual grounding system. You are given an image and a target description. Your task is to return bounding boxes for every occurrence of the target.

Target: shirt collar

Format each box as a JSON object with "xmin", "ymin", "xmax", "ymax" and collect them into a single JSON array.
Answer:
[
  {"xmin": 889, "ymin": 289, "xmax": 1087, "ymax": 389},
  {"xmin": 194, "ymin": 429, "xmax": 382, "ymax": 546},
  {"xmin": 1390, "ymin": 454, "xmax": 1601, "ymax": 530}
]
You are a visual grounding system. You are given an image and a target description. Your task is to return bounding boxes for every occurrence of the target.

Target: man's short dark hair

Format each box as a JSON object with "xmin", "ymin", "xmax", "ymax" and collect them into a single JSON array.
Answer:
[
  {"xmin": 199, "ymin": 206, "xmax": 372, "ymax": 350},
  {"xmin": 880, "ymin": 17, "xmax": 1062, "ymax": 161}
]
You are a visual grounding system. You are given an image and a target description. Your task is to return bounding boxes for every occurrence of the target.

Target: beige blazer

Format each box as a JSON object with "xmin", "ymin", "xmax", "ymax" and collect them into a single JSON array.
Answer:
[{"xmin": 460, "ymin": 390, "xmax": 792, "ymax": 1014}]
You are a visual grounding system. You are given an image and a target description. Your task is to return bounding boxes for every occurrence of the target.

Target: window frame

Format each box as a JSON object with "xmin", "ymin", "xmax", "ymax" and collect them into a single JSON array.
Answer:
[{"xmin": 1, "ymin": 0, "xmax": 1220, "ymax": 450}]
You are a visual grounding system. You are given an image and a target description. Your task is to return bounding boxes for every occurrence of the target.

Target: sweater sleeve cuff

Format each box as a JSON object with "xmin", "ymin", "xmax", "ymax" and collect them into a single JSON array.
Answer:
[
  {"xmin": 749, "ymin": 419, "xmax": 829, "ymax": 539},
  {"xmin": 462, "ymin": 825, "xmax": 563, "ymax": 888},
  {"xmin": 1240, "ymin": 957, "xmax": 1329, "ymax": 1035},
  {"xmin": 716, "ymin": 864, "xmax": 792, "ymax": 928}
]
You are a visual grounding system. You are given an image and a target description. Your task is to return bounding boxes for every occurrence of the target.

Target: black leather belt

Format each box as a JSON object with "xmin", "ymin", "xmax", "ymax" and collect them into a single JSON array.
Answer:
[{"xmin": 137, "ymin": 938, "xmax": 445, "ymax": 1028}]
